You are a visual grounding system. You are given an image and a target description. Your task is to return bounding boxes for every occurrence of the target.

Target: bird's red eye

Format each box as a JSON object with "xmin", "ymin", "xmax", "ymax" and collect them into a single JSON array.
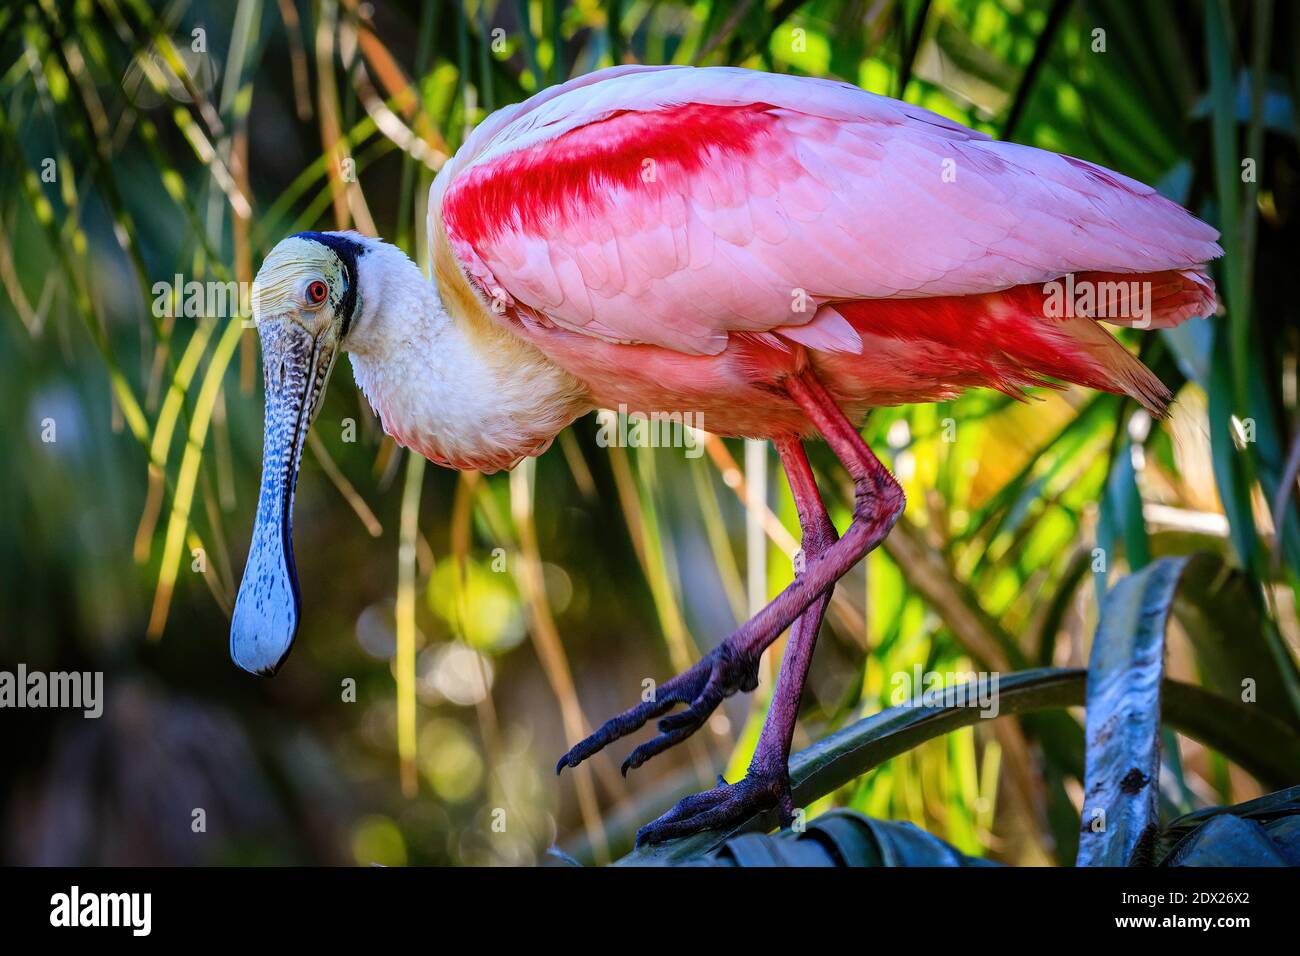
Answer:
[{"xmin": 306, "ymin": 280, "xmax": 328, "ymax": 305}]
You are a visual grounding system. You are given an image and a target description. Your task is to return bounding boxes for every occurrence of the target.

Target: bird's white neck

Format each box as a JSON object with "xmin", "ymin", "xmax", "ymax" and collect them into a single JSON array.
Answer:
[{"xmin": 343, "ymin": 239, "xmax": 589, "ymax": 472}]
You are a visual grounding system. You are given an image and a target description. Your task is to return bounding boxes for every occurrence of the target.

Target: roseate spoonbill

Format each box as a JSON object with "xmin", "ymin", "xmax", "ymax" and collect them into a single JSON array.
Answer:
[{"xmin": 232, "ymin": 64, "xmax": 1220, "ymax": 845}]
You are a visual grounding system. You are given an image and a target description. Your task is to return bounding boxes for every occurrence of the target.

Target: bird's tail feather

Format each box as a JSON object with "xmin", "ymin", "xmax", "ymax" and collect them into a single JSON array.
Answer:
[
  {"xmin": 1068, "ymin": 267, "xmax": 1218, "ymax": 330},
  {"xmin": 1030, "ymin": 267, "xmax": 1216, "ymax": 416},
  {"xmin": 1047, "ymin": 313, "xmax": 1174, "ymax": 417},
  {"xmin": 829, "ymin": 266, "xmax": 1216, "ymax": 418}
]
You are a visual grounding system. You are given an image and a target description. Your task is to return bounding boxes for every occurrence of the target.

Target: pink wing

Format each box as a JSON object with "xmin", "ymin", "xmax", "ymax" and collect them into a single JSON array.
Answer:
[{"xmin": 436, "ymin": 65, "xmax": 1221, "ymax": 356}]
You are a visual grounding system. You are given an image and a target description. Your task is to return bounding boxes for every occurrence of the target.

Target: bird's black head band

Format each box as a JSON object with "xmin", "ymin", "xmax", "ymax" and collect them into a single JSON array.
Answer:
[{"xmin": 293, "ymin": 231, "xmax": 367, "ymax": 338}]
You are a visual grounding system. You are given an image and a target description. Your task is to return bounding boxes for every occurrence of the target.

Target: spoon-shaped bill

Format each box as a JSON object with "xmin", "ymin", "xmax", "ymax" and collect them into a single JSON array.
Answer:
[{"xmin": 231, "ymin": 321, "xmax": 334, "ymax": 675}]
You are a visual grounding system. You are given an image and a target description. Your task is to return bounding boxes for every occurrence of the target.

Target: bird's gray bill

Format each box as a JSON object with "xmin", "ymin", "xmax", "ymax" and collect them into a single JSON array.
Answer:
[{"xmin": 230, "ymin": 320, "xmax": 337, "ymax": 675}]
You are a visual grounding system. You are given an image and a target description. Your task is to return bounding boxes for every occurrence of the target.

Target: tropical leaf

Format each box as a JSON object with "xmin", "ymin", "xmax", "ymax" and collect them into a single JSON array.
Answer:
[
  {"xmin": 1159, "ymin": 783, "xmax": 1300, "ymax": 851},
  {"xmin": 1172, "ymin": 553, "xmax": 1300, "ymax": 726},
  {"xmin": 1077, "ymin": 557, "xmax": 1188, "ymax": 866},
  {"xmin": 616, "ymin": 663, "xmax": 1300, "ymax": 866},
  {"xmin": 635, "ymin": 786, "xmax": 1300, "ymax": 867},
  {"xmin": 1159, "ymin": 784, "xmax": 1300, "ymax": 866},
  {"xmin": 681, "ymin": 808, "xmax": 998, "ymax": 867},
  {"xmin": 1161, "ymin": 815, "xmax": 1293, "ymax": 865}
]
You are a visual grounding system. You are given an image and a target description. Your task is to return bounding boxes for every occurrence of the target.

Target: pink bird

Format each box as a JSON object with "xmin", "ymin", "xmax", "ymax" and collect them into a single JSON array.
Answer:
[{"xmin": 233, "ymin": 65, "xmax": 1221, "ymax": 845}]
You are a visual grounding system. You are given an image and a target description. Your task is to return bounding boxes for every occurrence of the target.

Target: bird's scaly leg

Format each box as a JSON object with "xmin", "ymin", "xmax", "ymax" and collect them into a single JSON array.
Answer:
[
  {"xmin": 557, "ymin": 372, "xmax": 904, "ymax": 821},
  {"xmin": 554, "ymin": 638, "xmax": 763, "ymax": 777},
  {"xmin": 632, "ymin": 437, "xmax": 837, "ymax": 845},
  {"xmin": 553, "ymin": 437, "xmax": 834, "ymax": 779}
]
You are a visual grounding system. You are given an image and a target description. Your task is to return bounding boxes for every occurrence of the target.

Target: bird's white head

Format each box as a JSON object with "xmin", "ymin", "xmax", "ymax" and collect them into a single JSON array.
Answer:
[{"xmin": 231, "ymin": 227, "xmax": 589, "ymax": 675}]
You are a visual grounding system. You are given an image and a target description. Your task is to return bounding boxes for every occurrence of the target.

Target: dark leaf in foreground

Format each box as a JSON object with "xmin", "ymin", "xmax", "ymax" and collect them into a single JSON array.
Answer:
[{"xmin": 1077, "ymin": 557, "xmax": 1189, "ymax": 866}]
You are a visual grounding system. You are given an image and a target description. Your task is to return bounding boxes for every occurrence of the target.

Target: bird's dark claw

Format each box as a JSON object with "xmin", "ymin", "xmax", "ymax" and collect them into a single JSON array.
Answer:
[
  {"xmin": 635, "ymin": 769, "xmax": 794, "ymax": 847},
  {"xmin": 555, "ymin": 641, "xmax": 760, "ymax": 776}
]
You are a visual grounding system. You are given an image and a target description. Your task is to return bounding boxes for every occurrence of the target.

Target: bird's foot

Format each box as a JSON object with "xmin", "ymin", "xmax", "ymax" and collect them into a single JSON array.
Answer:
[
  {"xmin": 556, "ymin": 641, "xmax": 760, "ymax": 776},
  {"xmin": 635, "ymin": 768, "xmax": 793, "ymax": 846}
]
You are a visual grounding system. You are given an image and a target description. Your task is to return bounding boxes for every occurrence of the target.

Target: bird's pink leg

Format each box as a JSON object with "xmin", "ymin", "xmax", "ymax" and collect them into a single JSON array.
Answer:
[
  {"xmin": 753, "ymin": 437, "xmax": 839, "ymax": 782},
  {"xmin": 553, "ymin": 437, "xmax": 836, "ymax": 778},
  {"xmin": 631, "ymin": 437, "xmax": 837, "ymax": 845},
  {"xmin": 558, "ymin": 371, "xmax": 904, "ymax": 844},
  {"xmin": 715, "ymin": 372, "xmax": 905, "ymax": 669}
]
